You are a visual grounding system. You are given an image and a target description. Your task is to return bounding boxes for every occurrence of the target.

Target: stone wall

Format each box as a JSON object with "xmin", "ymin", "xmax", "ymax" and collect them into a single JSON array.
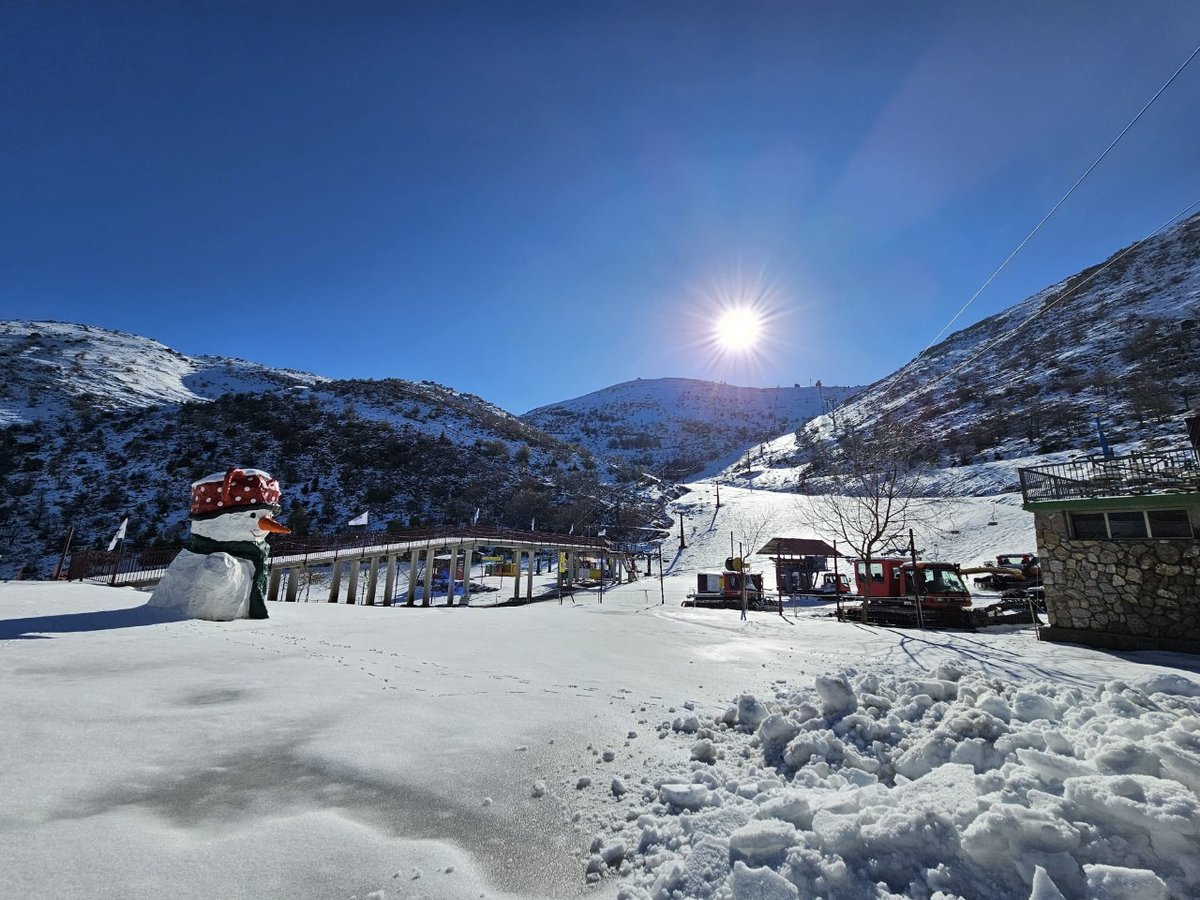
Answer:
[{"xmin": 1034, "ymin": 510, "xmax": 1200, "ymax": 650}]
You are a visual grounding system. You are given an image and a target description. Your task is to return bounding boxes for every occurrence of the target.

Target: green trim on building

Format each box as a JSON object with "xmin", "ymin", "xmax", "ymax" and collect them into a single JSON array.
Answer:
[{"xmin": 1023, "ymin": 493, "xmax": 1200, "ymax": 514}]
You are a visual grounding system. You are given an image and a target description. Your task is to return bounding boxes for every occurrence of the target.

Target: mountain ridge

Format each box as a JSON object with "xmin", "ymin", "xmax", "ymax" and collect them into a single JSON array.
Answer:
[
  {"xmin": 5, "ymin": 211, "xmax": 1200, "ymax": 574},
  {"xmin": 718, "ymin": 212, "xmax": 1200, "ymax": 493},
  {"xmin": 521, "ymin": 376, "xmax": 862, "ymax": 480}
]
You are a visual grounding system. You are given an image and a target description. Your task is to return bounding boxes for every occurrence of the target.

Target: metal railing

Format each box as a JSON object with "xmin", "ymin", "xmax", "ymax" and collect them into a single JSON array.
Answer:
[
  {"xmin": 66, "ymin": 547, "xmax": 180, "ymax": 585},
  {"xmin": 269, "ymin": 524, "xmax": 617, "ymax": 557},
  {"xmin": 1019, "ymin": 450, "xmax": 1200, "ymax": 503},
  {"xmin": 67, "ymin": 524, "xmax": 645, "ymax": 586}
]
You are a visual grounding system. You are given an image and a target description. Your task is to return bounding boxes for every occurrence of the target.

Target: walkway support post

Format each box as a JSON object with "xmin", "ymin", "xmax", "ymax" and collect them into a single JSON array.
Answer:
[
  {"xmin": 383, "ymin": 553, "xmax": 397, "ymax": 606},
  {"xmin": 285, "ymin": 567, "xmax": 299, "ymax": 602},
  {"xmin": 365, "ymin": 556, "xmax": 380, "ymax": 606},
  {"xmin": 328, "ymin": 558, "xmax": 342, "ymax": 603},
  {"xmin": 526, "ymin": 548, "xmax": 534, "ymax": 601},
  {"xmin": 461, "ymin": 545, "xmax": 473, "ymax": 605},
  {"xmin": 268, "ymin": 567, "xmax": 282, "ymax": 603},
  {"xmin": 447, "ymin": 547, "xmax": 457, "ymax": 607},
  {"xmin": 513, "ymin": 549, "xmax": 522, "ymax": 602},
  {"xmin": 346, "ymin": 559, "xmax": 360, "ymax": 604},
  {"xmin": 422, "ymin": 548, "xmax": 434, "ymax": 607},
  {"xmin": 407, "ymin": 548, "xmax": 419, "ymax": 606}
]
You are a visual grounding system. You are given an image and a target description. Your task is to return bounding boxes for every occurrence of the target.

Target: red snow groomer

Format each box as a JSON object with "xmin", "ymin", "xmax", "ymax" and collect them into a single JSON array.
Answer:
[
  {"xmin": 684, "ymin": 557, "xmax": 765, "ymax": 610},
  {"xmin": 843, "ymin": 557, "xmax": 974, "ymax": 628}
]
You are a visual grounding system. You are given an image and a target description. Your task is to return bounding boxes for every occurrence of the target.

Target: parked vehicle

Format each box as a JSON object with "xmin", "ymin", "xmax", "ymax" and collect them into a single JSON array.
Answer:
[
  {"xmin": 844, "ymin": 557, "xmax": 974, "ymax": 628},
  {"xmin": 852, "ymin": 558, "xmax": 972, "ymax": 609},
  {"xmin": 813, "ymin": 572, "xmax": 851, "ymax": 595},
  {"xmin": 685, "ymin": 562, "xmax": 765, "ymax": 610},
  {"xmin": 969, "ymin": 553, "xmax": 1041, "ymax": 590}
]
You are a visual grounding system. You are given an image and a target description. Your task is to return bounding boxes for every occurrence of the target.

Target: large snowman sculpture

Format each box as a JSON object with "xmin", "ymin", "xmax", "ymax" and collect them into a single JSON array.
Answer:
[{"xmin": 149, "ymin": 468, "xmax": 290, "ymax": 621}]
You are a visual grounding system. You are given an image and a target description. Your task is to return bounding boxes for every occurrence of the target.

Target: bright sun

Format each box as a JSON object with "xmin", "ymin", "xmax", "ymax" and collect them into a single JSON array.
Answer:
[{"xmin": 714, "ymin": 307, "xmax": 764, "ymax": 353}]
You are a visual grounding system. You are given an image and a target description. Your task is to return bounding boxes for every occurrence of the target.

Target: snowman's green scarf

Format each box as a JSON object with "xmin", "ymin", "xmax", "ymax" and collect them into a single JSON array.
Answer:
[{"xmin": 186, "ymin": 534, "xmax": 271, "ymax": 619}]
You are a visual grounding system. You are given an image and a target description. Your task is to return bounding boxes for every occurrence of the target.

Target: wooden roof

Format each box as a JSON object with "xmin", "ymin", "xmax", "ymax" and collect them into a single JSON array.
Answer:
[{"xmin": 757, "ymin": 537, "xmax": 841, "ymax": 557}]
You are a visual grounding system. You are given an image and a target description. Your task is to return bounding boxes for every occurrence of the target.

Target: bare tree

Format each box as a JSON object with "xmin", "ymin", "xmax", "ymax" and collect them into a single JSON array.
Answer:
[
  {"xmin": 729, "ymin": 506, "xmax": 780, "ymax": 620},
  {"xmin": 802, "ymin": 420, "xmax": 934, "ymax": 602}
]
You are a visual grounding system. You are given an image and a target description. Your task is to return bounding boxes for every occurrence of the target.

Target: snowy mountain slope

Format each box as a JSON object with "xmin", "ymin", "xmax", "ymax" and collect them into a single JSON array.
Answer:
[
  {"xmin": 0, "ymin": 320, "xmax": 327, "ymax": 427},
  {"xmin": 0, "ymin": 376, "xmax": 649, "ymax": 578},
  {"xmin": 719, "ymin": 212, "xmax": 1200, "ymax": 493},
  {"xmin": 521, "ymin": 377, "xmax": 861, "ymax": 480},
  {"xmin": 0, "ymin": 322, "xmax": 681, "ymax": 578}
]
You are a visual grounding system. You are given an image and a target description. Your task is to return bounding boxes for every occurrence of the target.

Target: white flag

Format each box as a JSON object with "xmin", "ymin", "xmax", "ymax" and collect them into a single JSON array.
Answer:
[
  {"xmin": 531, "ymin": 518, "xmax": 535, "ymax": 532},
  {"xmin": 348, "ymin": 512, "xmax": 369, "ymax": 526},
  {"xmin": 568, "ymin": 523, "xmax": 574, "ymax": 534},
  {"xmin": 597, "ymin": 528, "xmax": 607, "ymax": 537},
  {"xmin": 472, "ymin": 508, "xmax": 480, "ymax": 525},
  {"xmin": 107, "ymin": 518, "xmax": 128, "ymax": 552}
]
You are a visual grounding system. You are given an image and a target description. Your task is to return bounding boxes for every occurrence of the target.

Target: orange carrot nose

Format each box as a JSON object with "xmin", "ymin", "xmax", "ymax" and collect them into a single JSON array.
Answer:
[{"xmin": 258, "ymin": 516, "xmax": 291, "ymax": 534}]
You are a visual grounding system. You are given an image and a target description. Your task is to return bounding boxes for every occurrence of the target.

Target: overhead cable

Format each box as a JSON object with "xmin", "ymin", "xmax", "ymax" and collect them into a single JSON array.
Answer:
[
  {"xmin": 923, "ymin": 39, "xmax": 1200, "ymax": 352},
  {"xmin": 919, "ymin": 196, "xmax": 1200, "ymax": 397}
]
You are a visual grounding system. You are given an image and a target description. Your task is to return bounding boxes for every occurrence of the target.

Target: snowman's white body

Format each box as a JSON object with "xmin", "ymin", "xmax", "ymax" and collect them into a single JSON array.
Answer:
[
  {"xmin": 148, "ymin": 550, "xmax": 255, "ymax": 620},
  {"xmin": 148, "ymin": 511, "xmax": 269, "ymax": 621}
]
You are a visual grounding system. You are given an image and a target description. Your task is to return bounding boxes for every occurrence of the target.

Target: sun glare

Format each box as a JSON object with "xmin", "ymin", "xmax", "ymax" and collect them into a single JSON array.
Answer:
[
  {"xmin": 714, "ymin": 306, "xmax": 764, "ymax": 354},
  {"xmin": 675, "ymin": 265, "xmax": 787, "ymax": 379}
]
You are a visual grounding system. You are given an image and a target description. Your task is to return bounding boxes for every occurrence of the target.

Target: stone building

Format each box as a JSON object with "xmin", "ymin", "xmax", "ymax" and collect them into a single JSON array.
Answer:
[{"xmin": 1019, "ymin": 450, "xmax": 1200, "ymax": 653}]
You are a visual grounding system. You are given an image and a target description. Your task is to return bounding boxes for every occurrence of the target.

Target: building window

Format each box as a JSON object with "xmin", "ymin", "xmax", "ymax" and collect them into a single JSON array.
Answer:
[
  {"xmin": 1148, "ymin": 509, "xmax": 1194, "ymax": 538},
  {"xmin": 1070, "ymin": 513, "xmax": 1108, "ymax": 539},
  {"xmin": 1070, "ymin": 509, "xmax": 1194, "ymax": 540},
  {"xmin": 1108, "ymin": 512, "xmax": 1148, "ymax": 539}
]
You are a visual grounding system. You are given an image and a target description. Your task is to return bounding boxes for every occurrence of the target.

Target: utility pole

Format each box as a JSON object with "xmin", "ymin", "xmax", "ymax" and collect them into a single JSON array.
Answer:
[
  {"xmin": 53, "ymin": 526, "xmax": 74, "ymax": 580},
  {"xmin": 715, "ymin": 481, "xmax": 720, "ymax": 509},
  {"xmin": 658, "ymin": 545, "xmax": 665, "ymax": 605},
  {"xmin": 833, "ymin": 540, "xmax": 842, "ymax": 619},
  {"xmin": 678, "ymin": 512, "xmax": 686, "ymax": 549},
  {"xmin": 739, "ymin": 541, "xmax": 748, "ymax": 621},
  {"xmin": 909, "ymin": 529, "xmax": 925, "ymax": 630}
]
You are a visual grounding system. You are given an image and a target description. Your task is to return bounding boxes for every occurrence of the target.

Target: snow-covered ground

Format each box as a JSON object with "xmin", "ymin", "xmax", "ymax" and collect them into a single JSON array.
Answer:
[{"xmin": 3, "ymin": 486, "xmax": 1198, "ymax": 899}]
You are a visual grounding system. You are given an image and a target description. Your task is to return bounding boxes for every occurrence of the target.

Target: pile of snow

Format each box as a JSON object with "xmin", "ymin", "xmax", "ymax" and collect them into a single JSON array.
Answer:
[{"xmin": 577, "ymin": 667, "xmax": 1200, "ymax": 899}]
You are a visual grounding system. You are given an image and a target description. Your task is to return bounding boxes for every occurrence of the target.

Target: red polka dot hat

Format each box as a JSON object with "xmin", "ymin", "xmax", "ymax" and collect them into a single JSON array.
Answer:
[{"xmin": 190, "ymin": 468, "xmax": 282, "ymax": 519}]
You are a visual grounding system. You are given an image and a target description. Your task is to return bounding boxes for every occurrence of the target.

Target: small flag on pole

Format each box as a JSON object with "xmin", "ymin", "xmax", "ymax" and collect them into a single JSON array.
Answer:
[
  {"xmin": 531, "ymin": 517, "xmax": 536, "ymax": 532},
  {"xmin": 568, "ymin": 523, "xmax": 574, "ymax": 535},
  {"xmin": 348, "ymin": 512, "xmax": 369, "ymax": 526},
  {"xmin": 107, "ymin": 518, "xmax": 128, "ymax": 552},
  {"xmin": 473, "ymin": 507, "xmax": 480, "ymax": 525}
]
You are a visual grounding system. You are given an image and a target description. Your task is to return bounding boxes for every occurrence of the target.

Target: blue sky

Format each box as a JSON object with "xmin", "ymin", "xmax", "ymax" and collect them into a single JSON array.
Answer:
[{"xmin": 4, "ymin": 1, "xmax": 1199, "ymax": 414}]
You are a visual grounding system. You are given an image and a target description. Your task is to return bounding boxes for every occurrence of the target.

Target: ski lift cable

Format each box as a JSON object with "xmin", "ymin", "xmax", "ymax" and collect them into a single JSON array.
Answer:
[
  {"xmin": 923, "ymin": 39, "xmax": 1200, "ymax": 353},
  {"xmin": 919, "ymin": 196, "xmax": 1200, "ymax": 397}
]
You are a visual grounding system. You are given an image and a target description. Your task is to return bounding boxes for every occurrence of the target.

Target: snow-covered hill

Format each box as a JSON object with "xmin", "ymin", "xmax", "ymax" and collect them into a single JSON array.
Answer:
[
  {"xmin": 720, "ymin": 212, "xmax": 1200, "ymax": 493},
  {"xmin": 522, "ymin": 377, "xmax": 861, "ymax": 480},
  {"xmin": 6, "ymin": 201, "xmax": 1200, "ymax": 577},
  {"xmin": 0, "ymin": 321, "xmax": 327, "ymax": 427},
  {"xmin": 0, "ymin": 322, "xmax": 675, "ymax": 579}
]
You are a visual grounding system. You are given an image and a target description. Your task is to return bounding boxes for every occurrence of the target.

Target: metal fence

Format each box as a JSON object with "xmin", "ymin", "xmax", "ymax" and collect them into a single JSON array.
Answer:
[
  {"xmin": 268, "ymin": 524, "xmax": 618, "ymax": 556},
  {"xmin": 67, "ymin": 524, "xmax": 640, "ymax": 586},
  {"xmin": 1018, "ymin": 450, "xmax": 1200, "ymax": 503},
  {"xmin": 66, "ymin": 547, "xmax": 180, "ymax": 585}
]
